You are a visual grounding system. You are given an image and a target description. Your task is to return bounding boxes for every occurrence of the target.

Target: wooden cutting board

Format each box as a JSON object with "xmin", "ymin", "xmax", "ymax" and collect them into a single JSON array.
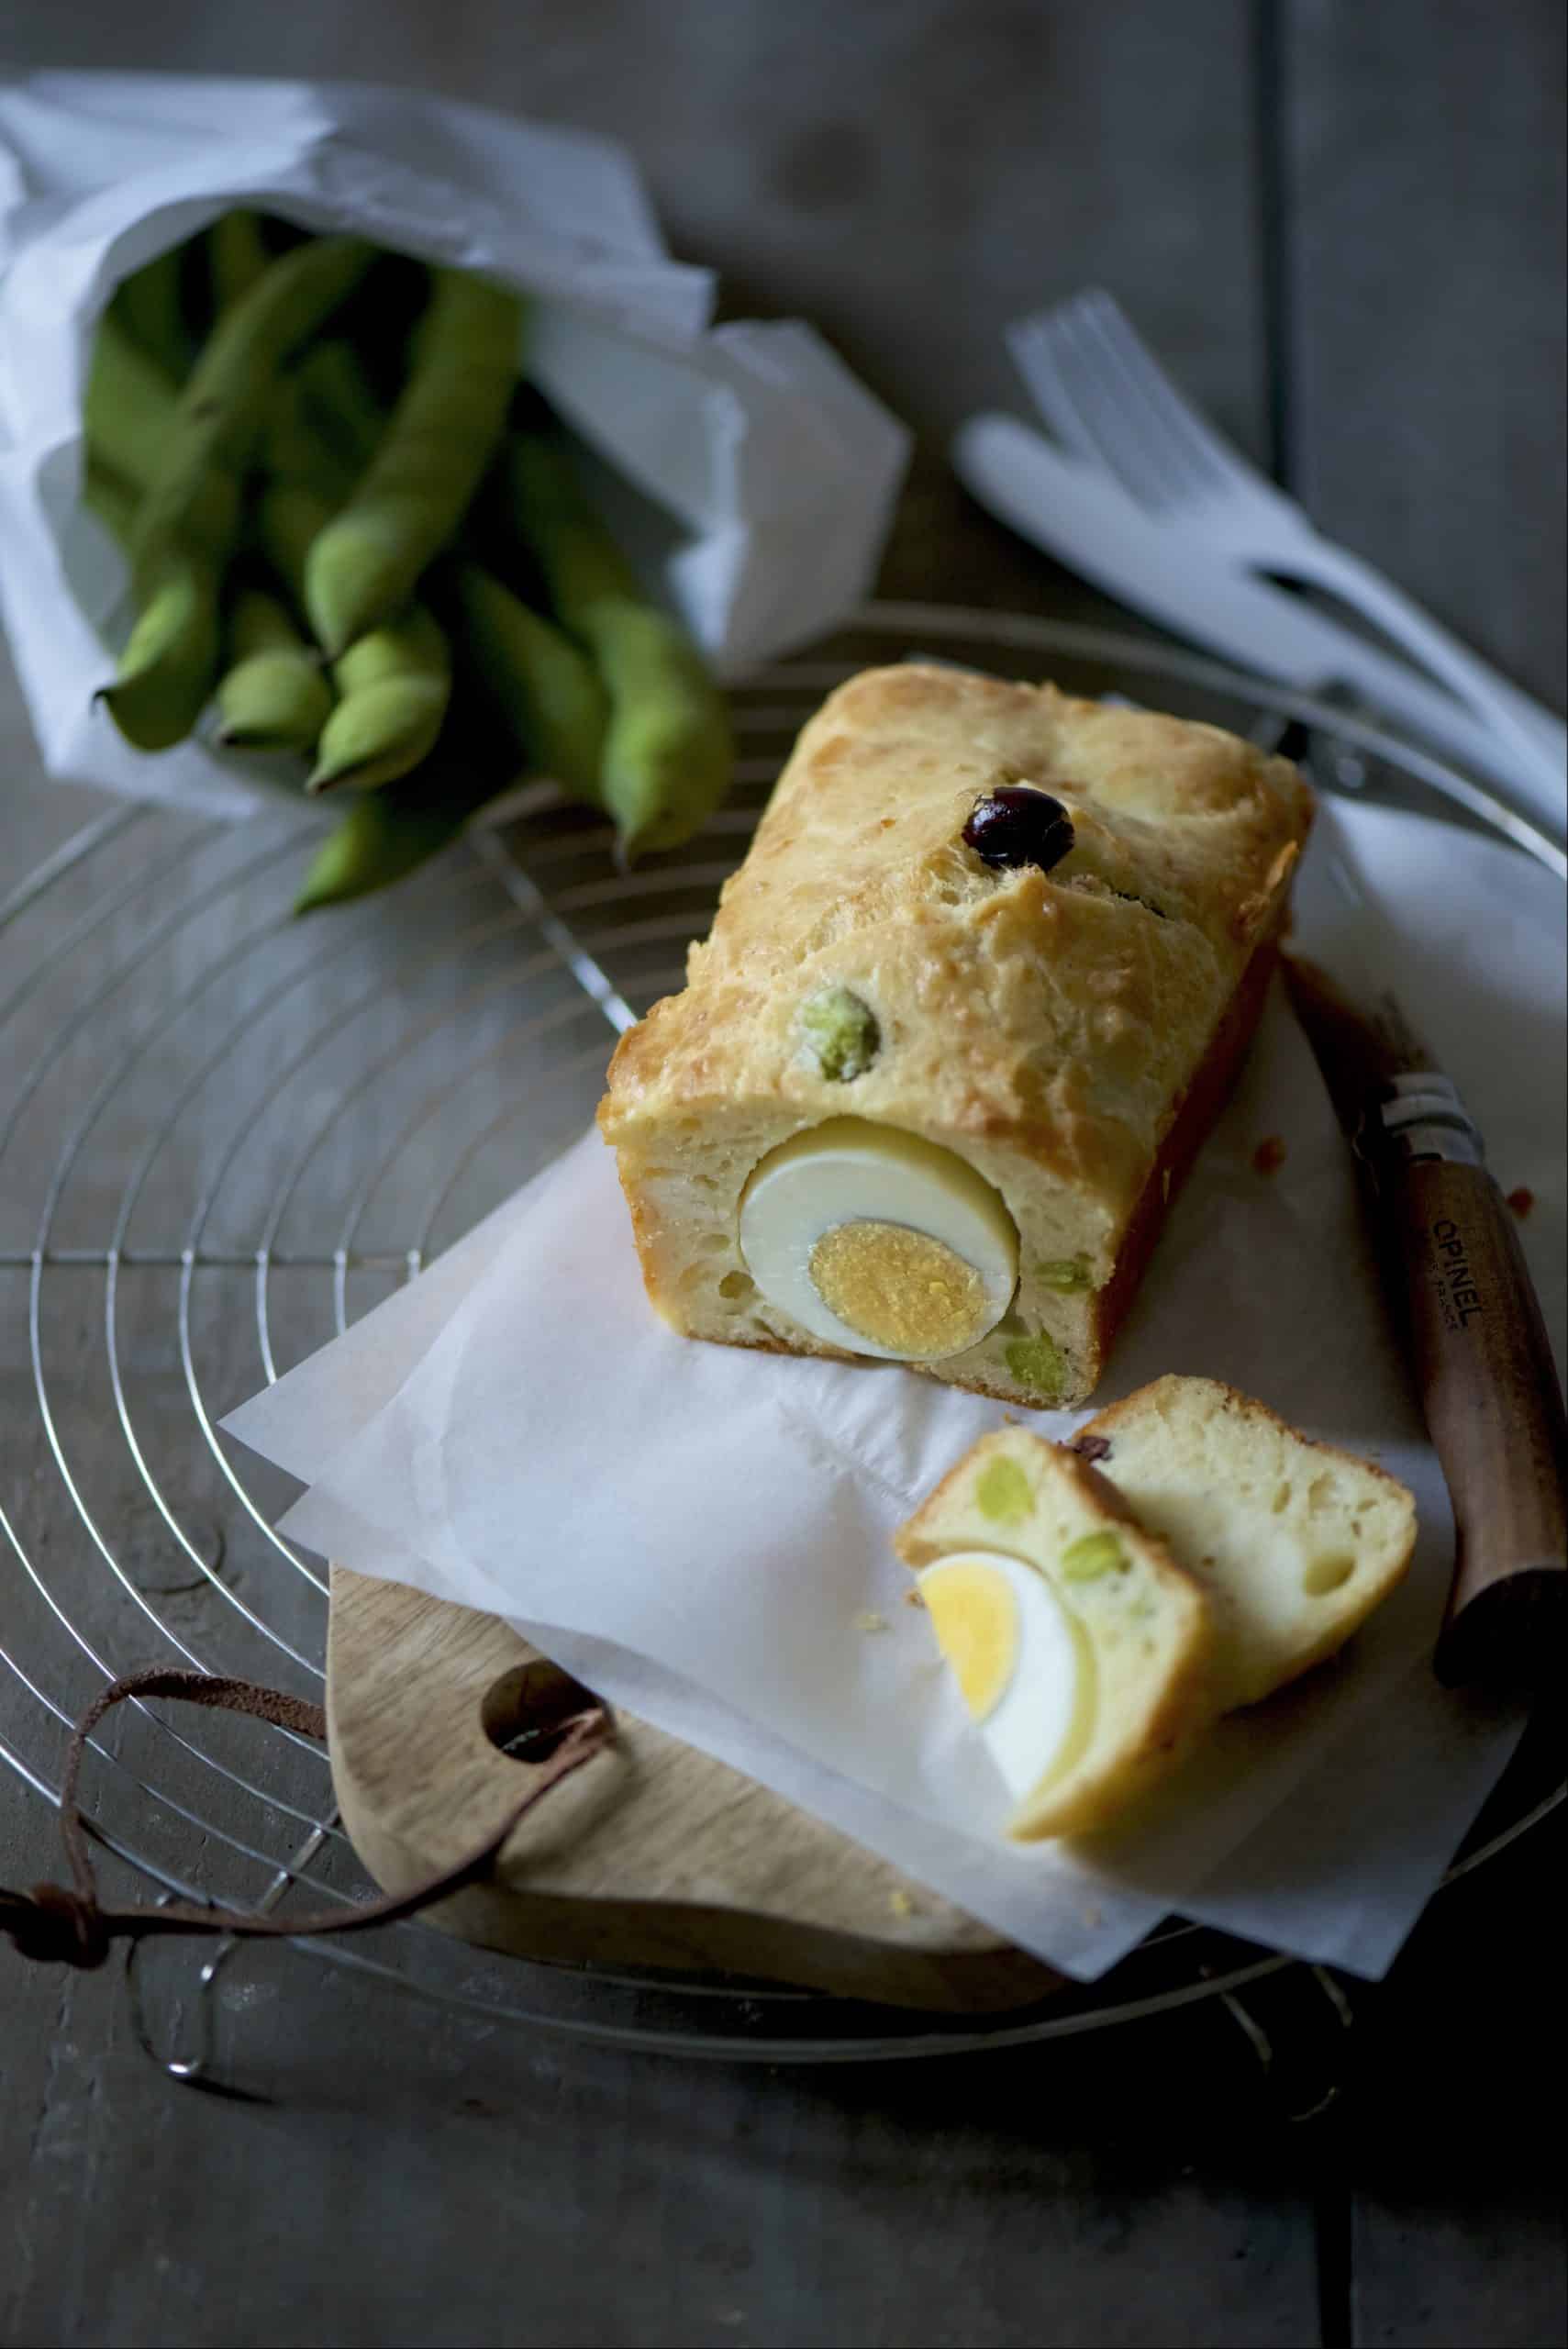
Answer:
[{"xmin": 327, "ymin": 1565, "xmax": 1064, "ymax": 2012}]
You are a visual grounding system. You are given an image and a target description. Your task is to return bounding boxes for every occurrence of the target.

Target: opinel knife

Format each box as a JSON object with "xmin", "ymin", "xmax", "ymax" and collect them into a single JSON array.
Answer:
[{"xmin": 1284, "ymin": 952, "xmax": 1567, "ymax": 1685}]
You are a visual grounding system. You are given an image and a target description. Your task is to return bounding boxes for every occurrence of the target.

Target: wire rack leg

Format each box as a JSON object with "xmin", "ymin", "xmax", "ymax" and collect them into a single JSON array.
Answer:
[
  {"xmin": 1214, "ymin": 1963, "xmax": 1359, "ymax": 2124},
  {"xmin": 124, "ymin": 1815, "xmax": 339, "ymax": 2090}
]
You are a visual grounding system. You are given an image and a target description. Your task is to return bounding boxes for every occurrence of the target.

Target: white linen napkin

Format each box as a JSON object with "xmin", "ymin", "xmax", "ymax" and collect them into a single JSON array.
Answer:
[{"xmin": 225, "ymin": 799, "xmax": 1564, "ymax": 1982}]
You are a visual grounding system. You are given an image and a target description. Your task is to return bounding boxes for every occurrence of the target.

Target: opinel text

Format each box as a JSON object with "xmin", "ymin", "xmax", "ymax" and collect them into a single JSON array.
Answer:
[{"xmin": 1431, "ymin": 1218, "xmax": 1482, "ymax": 1327}]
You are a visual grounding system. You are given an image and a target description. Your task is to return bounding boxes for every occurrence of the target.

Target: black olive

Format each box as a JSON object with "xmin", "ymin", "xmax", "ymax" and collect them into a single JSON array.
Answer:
[{"xmin": 962, "ymin": 785, "xmax": 1076, "ymax": 873}]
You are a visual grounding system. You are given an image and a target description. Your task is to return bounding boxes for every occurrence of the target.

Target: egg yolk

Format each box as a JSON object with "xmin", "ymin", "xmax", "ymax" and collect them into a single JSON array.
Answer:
[
  {"xmin": 808, "ymin": 1220, "xmax": 992, "ymax": 1358},
  {"xmin": 918, "ymin": 1557, "xmax": 1021, "ymax": 1721}
]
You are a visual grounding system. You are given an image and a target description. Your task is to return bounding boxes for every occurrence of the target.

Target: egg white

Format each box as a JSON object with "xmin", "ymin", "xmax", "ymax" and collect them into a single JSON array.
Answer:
[
  {"xmin": 919, "ymin": 1549, "xmax": 1091, "ymax": 1800},
  {"xmin": 738, "ymin": 1117, "xmax": 1018, "ymax": 1360}
]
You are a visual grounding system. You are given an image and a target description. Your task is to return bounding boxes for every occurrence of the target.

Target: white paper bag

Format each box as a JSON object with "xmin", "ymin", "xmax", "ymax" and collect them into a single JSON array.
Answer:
[{"xmin": 0, "ymin": 71, "xmax": 910, "ymax": 816}]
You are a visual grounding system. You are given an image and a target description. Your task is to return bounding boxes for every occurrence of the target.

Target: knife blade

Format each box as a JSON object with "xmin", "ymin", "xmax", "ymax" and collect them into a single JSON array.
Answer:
[
  {"xmin": 1282, "ymin": 933, "xmax": 1568, "ymax": 1687},
  {"xmin": 951, "ymin": 411, "xmax": 1568, "ymax": 843}
]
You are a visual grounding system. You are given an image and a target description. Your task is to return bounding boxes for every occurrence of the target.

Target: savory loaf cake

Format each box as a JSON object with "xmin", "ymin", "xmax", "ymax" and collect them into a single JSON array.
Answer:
[
  {"xmin": 1071, "ymin": 1375, "xmax": 1418, "ymax": 1708},
  {"xmin": 895, "ymin": 1429, "xmax": 1216, "ymax": 1839},
  {"xmin": 896, "ymin": 1382, "xmax": 1416, "ymax": 1841},
  {"xmin": 597, "ymin": 664, "xmax": 1313, "ymax": 1408}
]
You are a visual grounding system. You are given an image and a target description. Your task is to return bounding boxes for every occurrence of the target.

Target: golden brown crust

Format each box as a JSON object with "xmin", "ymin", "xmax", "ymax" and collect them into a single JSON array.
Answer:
[
  {"xmin": 599, "ymin": 666, "xmax": 1313, "ymax": 1408},
  {"xmin": 1084, "ymin": 930, "xmax": 1283, "ymax": 1380},
  {"xmin": 1075, "ymin": 1375, "xmax": 1417, "ymax": 1518}
]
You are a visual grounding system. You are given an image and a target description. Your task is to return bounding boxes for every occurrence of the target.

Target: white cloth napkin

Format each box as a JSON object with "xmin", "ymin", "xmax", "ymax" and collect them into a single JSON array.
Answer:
[
  {"xmin": 0, "ymin": 71, "xmax": 909, "ymax": 817},
  {"xmin": 225, "ymin": 798, "xmax": 1565, "ymax": 1982}
]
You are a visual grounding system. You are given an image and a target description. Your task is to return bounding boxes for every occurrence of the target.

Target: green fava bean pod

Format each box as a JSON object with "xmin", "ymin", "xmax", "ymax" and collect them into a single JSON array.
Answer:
[
  {"xmin": 206, "ymin": 208, "xmax": 272, "ymax": 316},
  {"xmin": 263, "ymin": 372, "xmax": 355, "ymax": 504},
  {"xmin": 304, "ymin": 269, "xmax": 526, "ymax": 657},
  {"xmin": 110, "ymin": 247, "xmax": 195, "ymax": 383},
  {"xmin": 308, "ymin": 607, "xmax": 452, "ymax": 794},
  {"xmin": 295, "ymin": 723, "xmax": 514, "ymax": 912},
  {"xmin": 83, "ymin": 314, "xmax": 179, "ymax": 501},
  {"xmin": 590, "ymin": 598, "xmax": 733, "ymax": 860},
  {"xmin": 255, "ymin": 481, "xmax": 339, "ymax": 601},
  {"xmin": 85, "ymin": 461, "xmax": 209, "ymax": 752},
  {"xmin": 100, "ymin": 236, "xmax": 373, "ymax": 754},
  {"xmin": 83, "ymin": 460, "xmax": 140, "ymax": 549},
  {"xmin": 257, "ymin": 482, "xmax": 453, "ymax": 796},
  {"xmin": 217, "ymin": 586, "xmax": 334, "ymax": 754},
  {"xmin": 292, "ymin": 339, "xmax": 388, "ymax": 476},
  {"xmin": 128, "ymin": 234, "xmax": 373, "ymax": 573},
  {"xmin": 99, "ymin": 558, "xmax": 225, "ymax": 753},
  {"xmin": 295, "ymin": 789, "xmax": 467, "ymax": 912},
  {"xmin": 500, "ymin": 429, "xmax": 638, "ymax": 605},
  {"xmin": 500, "ymin": 432, "xmax": 732, "ymax": 859},
  {"xmin": 266, "ymin": 339, "xmax": 395, "ymax": 502},
  {"xmin": 444, "ymin": 564, "xmax": 607, "ymax": 799}
]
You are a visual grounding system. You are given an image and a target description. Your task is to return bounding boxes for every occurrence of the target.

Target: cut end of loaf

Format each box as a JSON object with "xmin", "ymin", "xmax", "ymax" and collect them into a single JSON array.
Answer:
[{"xmin": 601, "ymin": 1104, "xmax": 1113, "ymax": 1408}]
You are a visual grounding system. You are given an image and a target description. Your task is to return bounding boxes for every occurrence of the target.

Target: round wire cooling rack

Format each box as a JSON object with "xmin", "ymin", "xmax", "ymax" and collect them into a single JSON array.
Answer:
[{"xmin": 2, "ymin": 602, "xmax": 1562, "ymax": 2076}]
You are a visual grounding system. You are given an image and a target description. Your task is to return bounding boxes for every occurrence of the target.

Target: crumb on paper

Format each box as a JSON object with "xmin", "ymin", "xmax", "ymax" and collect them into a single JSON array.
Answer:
[
  {"xmin": 1001, "ymin": 1409, "xmax": 1021, "ymax": 1426},
  {"xmin": 1080, "ymin": 1903, "xmax": 1104, "ymax": 1930},
  {"xmin": 1507, "ymin": 1186, "xmax": 1536, "ymax": 1219},
  {"xmin": 904, "ymin": 1587, "xmax": 926, "ymax": 1609},
  {"xmin": 1252, "ymin": 1135, "xmax": 1288, "ymax": 1175},
  {"xmin": 888, "ymin": 1888, "xmax": 916, "ymax": 1919},
  {"xmin": 855, "ymin": 1609, "xmax": 888, "ymax": 1633}
]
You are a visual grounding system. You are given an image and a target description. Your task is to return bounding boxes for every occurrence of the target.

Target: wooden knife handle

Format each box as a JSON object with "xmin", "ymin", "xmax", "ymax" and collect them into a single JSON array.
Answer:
[{"xmin": 1390, "ymin": 1157, "xmax": 1568, "ymax": 1683}]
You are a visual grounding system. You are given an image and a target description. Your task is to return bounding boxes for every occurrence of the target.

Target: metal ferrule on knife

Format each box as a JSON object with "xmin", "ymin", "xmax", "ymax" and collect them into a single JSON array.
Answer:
[{"xmin": 1362, "ymin": 1071, "xmax": 1486, "ymax": 1172}]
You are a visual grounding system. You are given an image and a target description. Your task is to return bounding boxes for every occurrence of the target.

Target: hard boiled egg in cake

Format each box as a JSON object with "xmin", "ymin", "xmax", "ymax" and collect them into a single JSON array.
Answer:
[
  {"xmin": 917, "ymin": 1547, "xmax": 1095, "ymax": 1801},
  {"xmin": 738, "ymin": 1116, "xmax": 1019, "ymax": 1361},
  {"xmin": 896, "ymin": 1432, "xmax": 1218, "ymax": 1839}
]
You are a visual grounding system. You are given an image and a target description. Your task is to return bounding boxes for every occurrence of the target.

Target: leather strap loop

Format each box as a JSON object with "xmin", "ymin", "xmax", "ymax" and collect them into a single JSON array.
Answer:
[{"xmin": 3, "ymin": 1666, "xmax": 612, "ymax": 1971}]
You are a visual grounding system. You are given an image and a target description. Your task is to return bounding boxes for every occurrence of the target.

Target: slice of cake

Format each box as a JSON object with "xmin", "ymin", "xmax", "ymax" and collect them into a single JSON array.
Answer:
[
  {"xmin": 896, "ymin": 1380, "xmax": 1417, "ymax": 1841},
  {"xmin": 895, "ymin": 1430, "xmax": 1217, "ymax": 1839},
  {"xmin": 1071, "ymin": 1375, "xmax": 1418, "ymax": 1709}
]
